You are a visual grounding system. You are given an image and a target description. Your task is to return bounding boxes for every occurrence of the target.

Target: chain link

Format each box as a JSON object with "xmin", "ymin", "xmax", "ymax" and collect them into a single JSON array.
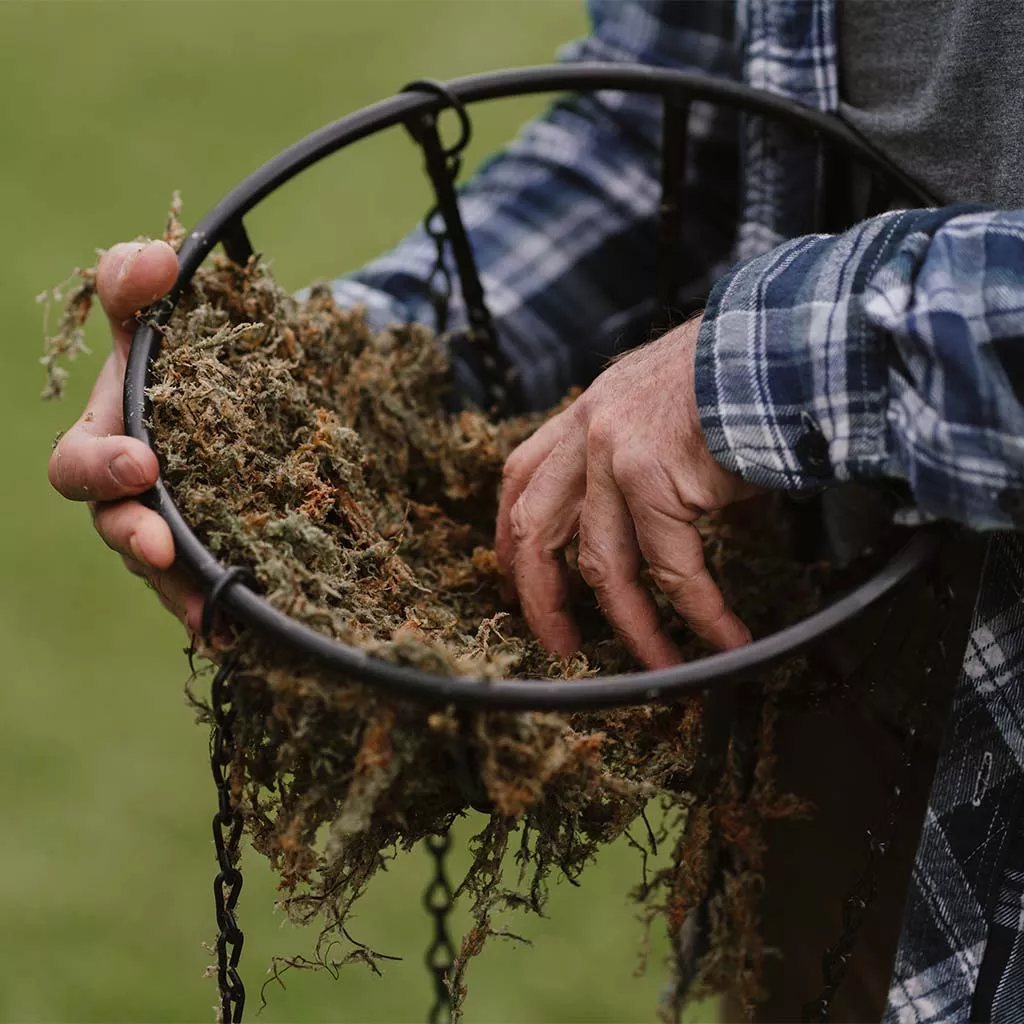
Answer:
[
  {"xmin": 424, "ymin": 202, "xmax": 456, "ymax": 338},
  {"xmin": 210, "ymin": 657, "xmax": 246, "ymax": 1023},
  {"xmin": 402, "ymin": 84, "xmax": 469, "ymax": 340},
  {"xmin": 402, "ymin": 80, "xmax": 519, "ymax": 417},
  {"xmin": 424, "ymin": 830, "xmax": 456, "ymax": 1024}
]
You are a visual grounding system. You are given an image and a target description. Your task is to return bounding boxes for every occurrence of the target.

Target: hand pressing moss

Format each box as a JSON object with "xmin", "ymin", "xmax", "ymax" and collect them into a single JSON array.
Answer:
[{"xmin": 496, "ymin": 315, "xmax": 763, "ymax": 669}]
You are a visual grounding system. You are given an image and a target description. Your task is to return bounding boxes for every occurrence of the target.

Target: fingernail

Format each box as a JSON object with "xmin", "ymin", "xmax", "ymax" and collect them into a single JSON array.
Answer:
[
  {"xmin": 116, "ymin": 242, "xmax": 147, "ymax": 284},
  {"xmin": 732, "ymin": 622, "xmax": 754, "ymax": 648},
  {"xmin": 109, "ymin": 452, "xmax": 148, "ymax": 489}
]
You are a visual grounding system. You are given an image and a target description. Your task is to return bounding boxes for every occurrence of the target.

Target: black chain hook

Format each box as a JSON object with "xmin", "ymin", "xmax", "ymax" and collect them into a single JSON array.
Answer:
[
  {"xmin": 423, "ymin": 829, "xmax": 457, "ymax": 1024},
  {"xmin": 202, "ymin": 567, "xmax": 258, "ymax": 1023},
  {"xmin": 401, "ymin": 79, "xmax": 521, "ymax": 417},
  {"xmin": 401, "ymin": 79, "xmax": 471, "ymax": 340}
]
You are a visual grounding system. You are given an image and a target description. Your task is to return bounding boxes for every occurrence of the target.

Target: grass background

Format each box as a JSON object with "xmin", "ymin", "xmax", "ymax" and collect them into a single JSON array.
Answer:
[{"xmin": 0, "ymin": 2, "xmax": 714, "ymax": 1020}]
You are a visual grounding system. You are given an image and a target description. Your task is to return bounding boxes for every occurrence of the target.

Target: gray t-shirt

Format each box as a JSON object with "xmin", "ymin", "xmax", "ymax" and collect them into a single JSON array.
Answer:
[{"xmin": 837, "ymin": 0, "xmax": 1024, "ymax": 207}]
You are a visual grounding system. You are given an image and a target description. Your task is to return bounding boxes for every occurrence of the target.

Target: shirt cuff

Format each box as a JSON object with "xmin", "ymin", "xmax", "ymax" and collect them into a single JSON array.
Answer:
[{"xmin": 693, "ymin": 226, "xmax": 894, "ymax": 494}]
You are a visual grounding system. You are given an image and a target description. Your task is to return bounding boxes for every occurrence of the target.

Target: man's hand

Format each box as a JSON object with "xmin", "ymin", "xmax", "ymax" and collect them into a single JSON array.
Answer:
[
  {"xmin": 495, "ymin": 315, "xmax": 763, "ymax": 670},
  {"xmin": 48, "ymin": 240, "xmax": 203, "ymax": 633}
]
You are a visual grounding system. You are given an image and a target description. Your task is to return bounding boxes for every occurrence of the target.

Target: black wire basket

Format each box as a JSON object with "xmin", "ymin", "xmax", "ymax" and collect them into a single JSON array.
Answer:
[
  {"xmin": 124, "ymin": 63, "xmax": 943, "ymax": 710},
  {"xmin": 122, "ymin": 64, "xmax": 968, "ymax": 1023}
]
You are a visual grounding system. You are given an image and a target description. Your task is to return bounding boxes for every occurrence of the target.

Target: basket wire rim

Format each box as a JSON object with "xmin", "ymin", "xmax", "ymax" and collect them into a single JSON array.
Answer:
[{"xmin": 123, "ymin": 62, "xmax": 939, "ymax": 710}]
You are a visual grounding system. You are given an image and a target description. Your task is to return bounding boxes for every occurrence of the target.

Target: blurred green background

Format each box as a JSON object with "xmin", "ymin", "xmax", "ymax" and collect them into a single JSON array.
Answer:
[{"xmin": 1, "ymin": 2, "xmax": 713, "ymax": 1021}]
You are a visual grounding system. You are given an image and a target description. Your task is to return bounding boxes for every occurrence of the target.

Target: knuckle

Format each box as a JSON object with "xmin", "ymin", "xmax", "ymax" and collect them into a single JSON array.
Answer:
[
  {"xmin": 97, "ymin": 242, "xmax": 139, "ymax": 304},
  {"xmin": 698, "ymin": 603, "xmax": 730, "ymax": 634},
  {"xmin": 576, "ymin": 544, "xmax": 610, "ymax": 590},
  {"xmin": 47, "ymin": 431, "xmax": 83, "ymax": 494},
  {"xmin": 46, "ymin": 449, "xmax": 67, "ymax": 494},
  {"xmin": 649, "ymin": 562, "xmax": 703, "ymax": 598},
  {"xmin": 675, "ymin": 476, "xmax": 717, "ymax": 516},
  {"xmin": 508, "ymin": 497, "xmax": 536, "ymax": 546},
  {"xmin": 586, "ymin": 413, "xmax": 617, "ymax": 456},
  {"xmin": 501, "ymin": 450, "xmax": 528, "ymax": 492},
  {"xmin": 693, "ymin": 593, "xmax": 728, "ymax": 628},
  {"xmin": 612, "ymin": 449, "xmax": 658, "ymax": 494}
]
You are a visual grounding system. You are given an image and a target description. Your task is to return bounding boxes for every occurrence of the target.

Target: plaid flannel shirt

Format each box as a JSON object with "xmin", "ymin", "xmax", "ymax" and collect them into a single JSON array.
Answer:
[{"xmin": 329, "ymin": 3, "xmax": 1024, "ymax": 1018}]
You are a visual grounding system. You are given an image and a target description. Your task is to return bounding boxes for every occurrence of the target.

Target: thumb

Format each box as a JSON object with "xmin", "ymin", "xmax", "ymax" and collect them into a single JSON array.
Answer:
[{"xmin": 96, "ymin": 240, "xmax": 179, "ymax": 355}]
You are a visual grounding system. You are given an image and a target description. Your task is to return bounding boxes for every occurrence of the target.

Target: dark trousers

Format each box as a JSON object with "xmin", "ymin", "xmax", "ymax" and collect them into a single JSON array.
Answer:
[{"xmin": 748, "ymin": 706, "xmax": 938, "ymax": 1022}]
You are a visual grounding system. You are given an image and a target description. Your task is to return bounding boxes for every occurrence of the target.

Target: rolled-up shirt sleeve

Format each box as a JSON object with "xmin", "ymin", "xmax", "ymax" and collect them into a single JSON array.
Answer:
[{"xmin": 695, "ymin": 205, "xmax": 1024, "ymax": 530}]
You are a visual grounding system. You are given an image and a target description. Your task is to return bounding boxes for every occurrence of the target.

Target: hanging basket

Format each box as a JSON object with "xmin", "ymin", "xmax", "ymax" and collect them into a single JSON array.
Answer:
[
  {"xmin": 121, "ymin": 65, "xmax": 958, "ymax": 1023},
  {"xmin": 125, "ymin": 63, "xmax": 940, "ymax": 710}
]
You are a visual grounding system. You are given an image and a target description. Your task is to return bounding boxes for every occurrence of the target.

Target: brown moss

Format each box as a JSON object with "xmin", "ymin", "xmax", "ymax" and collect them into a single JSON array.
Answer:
[
  {"xmin": 45, "ymin": 204, "xmax": 825, "ymax": 1017},
  {"xmin": 39, "ymin": 266, "xmax": 96, "ymax": 400}
]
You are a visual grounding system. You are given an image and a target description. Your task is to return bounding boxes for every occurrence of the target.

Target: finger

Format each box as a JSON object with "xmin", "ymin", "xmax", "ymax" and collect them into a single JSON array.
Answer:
[
  {"xmin": 495, "ymin": 405, "xmax": 578, "ymax": 599},
  {"xmin": 93, "ymin": 498, "xmax": 176, "ymax": 571},
  {"xmin": 509, "ymin": 433, "xmax": 587, "ymax": 658},
  {"xmin": 626, "ymin": 497, "xmax": 752, "ymax": 652},
  {"xmin": 96, "ymin": 239, "xmax": 178, "ymax": 355},
  {"xmin": 122, "ymin": 556, "xmax": 204, "ymax": 634},
  {"xmin": 48, "ymin": 351, "xmax": 161, "ymax": 501},
  {"xmin": 578, "ymin": 453, "xmax": 681, "ymax": 669},
  {"xmin": 49, "ymin": 240, "xmax": 177, "ymax": 501}
]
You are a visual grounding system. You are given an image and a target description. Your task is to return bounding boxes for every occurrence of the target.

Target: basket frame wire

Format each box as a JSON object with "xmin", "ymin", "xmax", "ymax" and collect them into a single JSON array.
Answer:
[{"xmin": 123, "ymin": 62, "xmax": 941, "ymax": 712}]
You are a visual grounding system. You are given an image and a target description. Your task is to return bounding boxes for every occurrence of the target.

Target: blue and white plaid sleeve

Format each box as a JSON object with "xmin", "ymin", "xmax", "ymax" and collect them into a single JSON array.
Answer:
[
  {"xmin": 328, "ymin": 0, "xmax": 741, "ymax": 411},
  {"xmin": 695, "ymin": 206, "xmax": 1024, "ymax": 531}
]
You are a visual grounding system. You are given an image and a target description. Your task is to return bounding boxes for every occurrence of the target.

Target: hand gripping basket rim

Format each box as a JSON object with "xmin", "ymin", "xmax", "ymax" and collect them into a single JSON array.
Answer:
[{"xmin": 123, "ymin": 62, "xmax": 940, "ymax": 711}]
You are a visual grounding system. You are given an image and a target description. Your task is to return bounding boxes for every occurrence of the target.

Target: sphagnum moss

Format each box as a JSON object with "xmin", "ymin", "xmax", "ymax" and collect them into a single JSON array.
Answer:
[{"xmin": 45, "ymin": 205, "xmax": 821, "ymax": 1019}]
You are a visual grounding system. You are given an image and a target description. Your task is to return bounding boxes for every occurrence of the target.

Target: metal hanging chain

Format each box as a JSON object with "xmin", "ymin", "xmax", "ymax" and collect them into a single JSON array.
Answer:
[
  {"xmin": 423, "ymin": 830, "xmax": 457, "ymax": 1024},
  {"xmin": 401, "ymin": 79, "xmax": 472, "ymax": 341},
  {"xmin": 201, "ymin": 567, "xmax": 258, "ymax": 1023},
  {"xmin": 421, "ymin": 178, "xmax": 457, "ymax": 340},
  {"xmin": 401, "ymin": 79, "xmax": 521, "ymax": 417},
  {"xmin": 210, "ymin": 655, "xmax": 246, "ymax": 1024}
]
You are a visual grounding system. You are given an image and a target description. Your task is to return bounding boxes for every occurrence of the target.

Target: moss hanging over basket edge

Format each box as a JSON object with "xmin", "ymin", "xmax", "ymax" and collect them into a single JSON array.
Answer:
[{"xmin": 42, "ymin": 196, "xmax": 825, "ymax": 1020}]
